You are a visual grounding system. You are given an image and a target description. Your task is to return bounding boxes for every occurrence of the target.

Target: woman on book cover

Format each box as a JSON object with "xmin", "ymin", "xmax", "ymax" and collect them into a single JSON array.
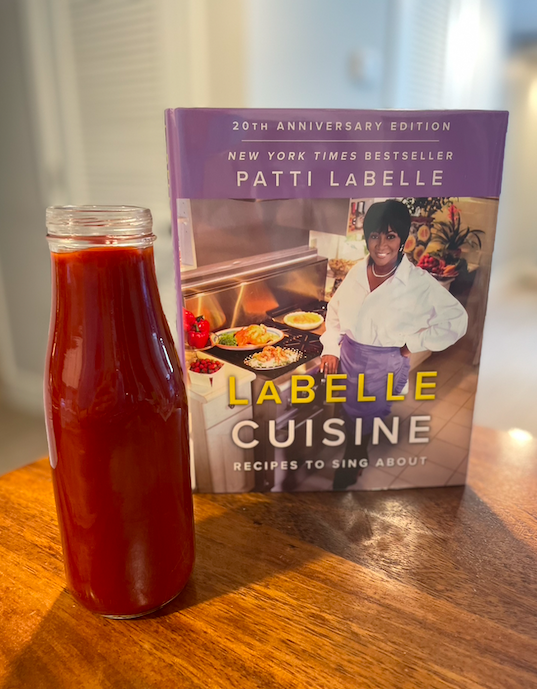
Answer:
[{"xmin": 320, "ymin": 199, "xmax": 468, "ymax": 490}]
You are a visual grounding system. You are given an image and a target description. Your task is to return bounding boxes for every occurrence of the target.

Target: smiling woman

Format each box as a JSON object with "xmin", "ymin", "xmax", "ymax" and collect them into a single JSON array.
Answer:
[{"xmin": 320, "ymin": 199, "xmax": 469, "ymax": 489}]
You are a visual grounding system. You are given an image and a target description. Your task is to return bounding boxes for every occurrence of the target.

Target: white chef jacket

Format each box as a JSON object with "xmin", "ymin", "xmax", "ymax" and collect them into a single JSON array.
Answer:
[{"xmin": 320, "ymin": 255, "xmax": 468, "ymax": 358}]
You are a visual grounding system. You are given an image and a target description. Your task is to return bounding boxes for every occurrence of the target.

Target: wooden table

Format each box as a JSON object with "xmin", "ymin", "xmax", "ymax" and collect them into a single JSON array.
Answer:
[{"xmin": 1, "ymin": 426, "xmax": 536, "ymax": 689}]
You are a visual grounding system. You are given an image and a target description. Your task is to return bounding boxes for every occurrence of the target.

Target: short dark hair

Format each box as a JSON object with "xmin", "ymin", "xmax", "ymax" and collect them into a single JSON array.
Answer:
[{"xmin": 363, "ymin": 200, "xmax": 411, "ymax": 245}]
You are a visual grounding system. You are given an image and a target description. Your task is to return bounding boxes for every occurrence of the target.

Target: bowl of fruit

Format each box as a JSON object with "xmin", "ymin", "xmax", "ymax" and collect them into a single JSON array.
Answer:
[
  {"xmin": 188, "ymin": 356, "xmax": 225, "ymax": 391},
  {"xmin": 417, "ymin": 254, "xmax": 459, "ymax": 283}
]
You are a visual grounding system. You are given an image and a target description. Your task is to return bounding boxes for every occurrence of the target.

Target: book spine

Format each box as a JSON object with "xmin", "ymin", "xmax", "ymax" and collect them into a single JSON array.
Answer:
[{"xmin": 164, "ymin": 109, "xmax": 186, "ymax": 372}]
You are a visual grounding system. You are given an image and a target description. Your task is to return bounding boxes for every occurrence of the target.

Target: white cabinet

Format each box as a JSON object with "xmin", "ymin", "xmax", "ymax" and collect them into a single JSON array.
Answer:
[
  {"xmin": 189, "ymin": 370, "xmax": 256, "ymax": 493},
  {"xmin": 204, "ymin": 407, "xmax": 255, "ymax": 493}
]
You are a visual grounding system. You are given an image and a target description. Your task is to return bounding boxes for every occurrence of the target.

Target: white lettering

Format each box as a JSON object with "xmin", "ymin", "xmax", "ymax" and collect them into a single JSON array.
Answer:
[
  {"xmin": 232, "ymin": 420, "xmax": 259, "ymax": 448},
  {"xmin": 372, "ymin": 417, "xmax": 400, "ymax": 445},
  {"xmin": 305, "ymin": 419, "xmax": 313, "ymax": 447},
  {"xmin": 268, "ymin": 420, "xmax": 295, "ymax": 448},
  {"xmin": 290, "ymin": 171, "xmax": 301, "ymax": 186},
  {"xmin": 409, "ymin": 416, "xmax": 431, "ymax": 444},
  {"xmin": 432, "ymin": 170, "xmax": 443, "ymax": 186},
  {"xmin": 322, "ymin": 419, "xmax": 346, "ymax": 446},
  {"xmin": 253, "ymin": 171, "xmax": 267, "ymax": 187}
]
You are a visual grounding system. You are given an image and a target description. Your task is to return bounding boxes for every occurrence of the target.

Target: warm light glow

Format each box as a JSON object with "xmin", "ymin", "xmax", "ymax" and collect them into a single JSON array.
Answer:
[
  {"xmin": 444, "ymin": 0, "xmax": 481, "ymax": 106},
  {"xmin": 508, "ymin": 428, "xmax": 533, "ymax": 444},
  {"xmin": 529, "ymin": 79, "xmax": 537, "ymax": 111}
]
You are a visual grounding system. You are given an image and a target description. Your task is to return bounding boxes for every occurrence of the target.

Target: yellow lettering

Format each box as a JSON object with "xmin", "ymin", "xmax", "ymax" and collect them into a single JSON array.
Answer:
[
  {"xmin": 291, "ymin": 375, "xmax": 315, "ymax": 404},
  {"xmin": 326, "ymin": 374, "xmax": 347, "ymax": 403},
  {"xmin": 415, "ymin": 371, "xmax": 437, "ymax": 400},
  {"xmin": 256, "ymin": 381, "xmax": 282, "ymax": 405},
  {"xmin": 386, "ymin": 372, "xmax": 405, "ymax": 401},
  {"xmin": 229, "ymin": 376, "xmax": 248, "ymax": 405},
  {"xmin": 357, "ymin": 373, "xmax": 376, "ymax": 402}
]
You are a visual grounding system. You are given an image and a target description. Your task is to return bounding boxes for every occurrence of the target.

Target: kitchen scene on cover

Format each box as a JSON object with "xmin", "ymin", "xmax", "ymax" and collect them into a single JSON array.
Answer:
[{"xmin": 179, "ymin": 196, "xmax": 497, "ymax": 493}]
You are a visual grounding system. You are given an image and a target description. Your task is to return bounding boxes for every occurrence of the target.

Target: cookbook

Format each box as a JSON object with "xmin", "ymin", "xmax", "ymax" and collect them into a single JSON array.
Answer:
[{"xmin": 165, "ymin": 109, "xmax": 508, "ymax": 493}]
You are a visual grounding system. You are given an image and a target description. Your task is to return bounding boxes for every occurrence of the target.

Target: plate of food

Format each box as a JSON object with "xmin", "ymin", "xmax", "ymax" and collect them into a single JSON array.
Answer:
[
  {"xmin": 215, "ymin": 324, "xmax": 285, "ymax": 350},
  {"xmin": 283, "ymin": 311, "xmax": 324, "ymax": 331},
  {"xmin": 244, "ymin": 346, "xmax": 303, "ymax": 370}
]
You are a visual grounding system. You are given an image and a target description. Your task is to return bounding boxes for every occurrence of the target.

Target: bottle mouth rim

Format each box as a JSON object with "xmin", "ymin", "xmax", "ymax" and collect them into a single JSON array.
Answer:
[{"xmin": 46, "ymin": 205, "xmax": 153, "ymax": 237}]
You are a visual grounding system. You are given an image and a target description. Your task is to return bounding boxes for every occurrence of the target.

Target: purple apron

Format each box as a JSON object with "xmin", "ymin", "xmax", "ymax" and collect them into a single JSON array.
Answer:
[{"xmin": 340, "ymin": 335, "xmax": 410, "ymax": 434}]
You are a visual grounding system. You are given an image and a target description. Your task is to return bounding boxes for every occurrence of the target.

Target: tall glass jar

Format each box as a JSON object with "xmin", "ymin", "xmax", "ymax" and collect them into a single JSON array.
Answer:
[{"xmin": 44, "ymin": 206, "xmax": 194, "ymax": 618}]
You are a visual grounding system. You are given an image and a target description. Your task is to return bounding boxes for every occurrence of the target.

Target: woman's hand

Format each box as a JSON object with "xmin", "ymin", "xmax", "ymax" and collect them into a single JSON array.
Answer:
[
  {"xmin": 320, "ymin": 355, "xmax": 339, "ymax": 374},
  {"xmin": 400, "ymin": 345, "xmax": 411, "ymax": 358}
]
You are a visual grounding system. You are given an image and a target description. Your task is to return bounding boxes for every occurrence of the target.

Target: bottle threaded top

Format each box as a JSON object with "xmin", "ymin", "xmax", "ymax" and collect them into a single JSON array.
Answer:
[{"xmin": 46, "ymin": 206, "xmax": 155, "ymax": 250}]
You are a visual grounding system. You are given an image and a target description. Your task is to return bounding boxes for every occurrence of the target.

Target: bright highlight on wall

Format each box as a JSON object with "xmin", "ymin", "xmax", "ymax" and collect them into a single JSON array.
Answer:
[
  {"xmin": 508, "ymin": 427, "xmax": 534, "ymax": 444},
  {"xmin": 529, "ymin": 78, "xmax": 537, "ymax": 110}
]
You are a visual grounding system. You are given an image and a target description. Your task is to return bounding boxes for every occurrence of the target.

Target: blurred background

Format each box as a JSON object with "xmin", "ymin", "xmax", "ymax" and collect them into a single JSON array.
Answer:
[{"xmin": 1, "ymin": 0, "xmax": 536, "ymax": 475}]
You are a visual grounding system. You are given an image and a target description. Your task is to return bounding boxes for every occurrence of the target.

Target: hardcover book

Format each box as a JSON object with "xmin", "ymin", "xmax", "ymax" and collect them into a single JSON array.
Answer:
[{"xmin": 165, "ymin": 108, "xmax": 508, "ymax": 493}]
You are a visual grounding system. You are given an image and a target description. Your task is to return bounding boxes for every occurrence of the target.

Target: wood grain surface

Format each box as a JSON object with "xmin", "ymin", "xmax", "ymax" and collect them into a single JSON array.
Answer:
[{"xmin": 1, "ymin": 426, "xmax": 536, "ymax": 688}]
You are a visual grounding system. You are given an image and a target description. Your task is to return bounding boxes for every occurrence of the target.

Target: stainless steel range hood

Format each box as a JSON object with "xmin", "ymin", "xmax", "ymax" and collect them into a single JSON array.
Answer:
[
  {"xmin": 181, "ymin": 199, "xmax": 331, "ymax": 331},
  {"xmin": 181, "ymin": 246, "xmax": 319, "ymax": 291},
  {"xmin": 182, "ymin": 246, "xmax": 328, "ymax": 331},
  {"xmin": 187, "ymin": 198, "xmax": 312, "ymax": 268}
]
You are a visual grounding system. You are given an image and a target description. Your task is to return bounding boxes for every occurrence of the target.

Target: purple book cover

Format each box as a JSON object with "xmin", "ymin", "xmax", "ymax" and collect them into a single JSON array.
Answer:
[{"xmin": 165, "ymin": 108, "xmax": 508, "ymax": 494}]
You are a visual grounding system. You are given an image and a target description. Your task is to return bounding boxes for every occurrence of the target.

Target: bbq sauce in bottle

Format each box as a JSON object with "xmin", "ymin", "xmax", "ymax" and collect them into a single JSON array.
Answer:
[{"xmin": 45, "ymin": 206, "xmax": 194, "ymax": 618}]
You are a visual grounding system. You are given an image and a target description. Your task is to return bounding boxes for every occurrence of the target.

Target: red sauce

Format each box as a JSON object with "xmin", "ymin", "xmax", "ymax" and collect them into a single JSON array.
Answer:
[{"xmin": 45, "ymin": 245, "xmax": 194, "ymax": 617}]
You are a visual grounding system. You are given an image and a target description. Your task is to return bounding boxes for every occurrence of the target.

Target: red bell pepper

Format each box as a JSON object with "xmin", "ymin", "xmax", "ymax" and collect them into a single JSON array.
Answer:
[
  {"xmin": 183, "ymin": 308, "xmax": 196, "ymax": 330},
  {"xmin": 187, "ymin": 324, "xmax": 210, "ymax": 349},
  {"xmin": 195, "ymin": 315, "xmax": 210, "ymax": 334}
]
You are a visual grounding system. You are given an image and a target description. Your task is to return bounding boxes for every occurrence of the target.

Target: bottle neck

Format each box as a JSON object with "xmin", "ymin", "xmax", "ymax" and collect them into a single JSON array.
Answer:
[
  {"xmin": 50, "ymin": 244, "xmax": 158, "ymax": 293},
  {"xmin": 46, "ymin": 205, "xmax": 155, "ymax": 252},
  {"xmin": 47, "ymin": 234, "xmax": 156, "ymax": 252}
]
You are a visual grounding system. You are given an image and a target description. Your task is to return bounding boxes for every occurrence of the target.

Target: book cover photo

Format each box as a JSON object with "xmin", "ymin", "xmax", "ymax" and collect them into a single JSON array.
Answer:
[{"xmin": 165, "ymin": 109, "xmax": 508, "ymax": 493}]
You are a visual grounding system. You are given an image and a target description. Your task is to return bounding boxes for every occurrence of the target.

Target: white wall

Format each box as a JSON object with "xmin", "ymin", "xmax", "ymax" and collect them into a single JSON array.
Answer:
[
  {"xmin": 245, "ymin": 0, "xmax": 507, "ymax": 111},
  {"xmin": 245, "ymin": 0, "xmax": 390, "ymax": 108},
  {"xmin": 442, "ymin": 0, "xmax": 507, "ymax": 109},
  {"xmin": 0, "ymin": 0, "xmax": 50, "ymax": 413},
  {"xmin": 493, "ymin": 49, "xmax": 537, "ymax": 273}
]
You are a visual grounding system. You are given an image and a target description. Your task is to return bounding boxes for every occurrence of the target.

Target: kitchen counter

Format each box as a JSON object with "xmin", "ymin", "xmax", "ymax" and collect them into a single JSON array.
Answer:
[{"xmin": 1, "ymin": 426, "xmax": 537, "ymax": 688}]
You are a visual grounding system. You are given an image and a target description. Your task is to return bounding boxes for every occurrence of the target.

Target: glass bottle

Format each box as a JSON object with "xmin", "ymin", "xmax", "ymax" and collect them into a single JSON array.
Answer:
[{"xmin": 44, "ymin": 206, "xmax": 194, "ymax": 618}]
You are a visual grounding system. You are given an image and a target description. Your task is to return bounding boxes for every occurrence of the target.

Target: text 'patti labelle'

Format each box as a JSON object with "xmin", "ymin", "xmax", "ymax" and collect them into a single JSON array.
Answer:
[{"xmin": 235, "ymin": 169, "xmax": 444, "ymax": 189}]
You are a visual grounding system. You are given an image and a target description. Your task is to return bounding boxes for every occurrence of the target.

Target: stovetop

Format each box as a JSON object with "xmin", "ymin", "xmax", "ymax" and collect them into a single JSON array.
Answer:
[{"xmin": 206, "ymin": 300, "xmax": 327, "ymax": 381}]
